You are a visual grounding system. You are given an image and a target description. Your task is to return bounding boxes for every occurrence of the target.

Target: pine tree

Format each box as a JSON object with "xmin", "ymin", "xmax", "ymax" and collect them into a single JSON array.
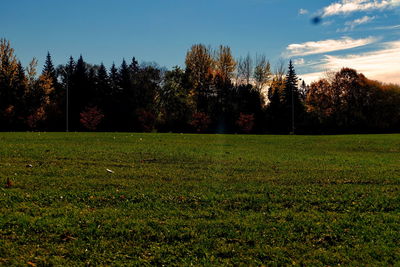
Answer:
[
  {"xmin": 75, "ymin": 55, "xmax": 87, "ymax": 79},
  {"xmin": 41, "ymin": 52, "xmax": 66, "ymax": 130},
  {"xmin": 93, "ymin": 63, "xmax": 110, "ymax": 130},
  {"xmin": 282, "ymin": 60, "xmax": 298, "ymax": 102},
  {"xmin": 96, "ymin": 63, "xmax": 110, "ymax": 98},
  {"xmin": 119, "ymin": 59, "xmax": 131, "ymax": 93},
  {"xmin": 15, "ymin": 62, "xmax": 27, "ymax": 104},
  {"xmin": 66, "ymin": 56, "xmax": 75, "ymax": 78},
  {"xmin": 129, "ymin": 57, "xmax": 139, "ymax": 75},
  {"xmin": 282, "ymin": 60, "xmax": 304, "ymax": 133},
  {"xmin": 109, "ymin": 63, "xmax": 119, "ymax": 92},
  {"xmin": 42, "ymin": 52, "xmax": 57, "ymax": 83},
  {"xmin": 87, "ymin": 65, "xmax": 98, "ymax": 105},
  {"xmin": 69, "ymin": 55, "xmax": 89, "ymax": 130}
]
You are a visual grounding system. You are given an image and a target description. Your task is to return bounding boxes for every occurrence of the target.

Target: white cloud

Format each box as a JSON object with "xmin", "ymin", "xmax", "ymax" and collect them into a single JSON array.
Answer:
[
  {"xmin": 339, "ymin": 15, "xmax": 376, "ymax": 31},
  {"xmin": 293, "ymin": 58, "xmax": 305, "ymax": 65},
  {"xmin": 346, "ymin": 15, "xmax": 375, "ymax": 27},
  {"xmin": 299, "ymin": 8, "xmax": 309, "ymax": 15},
  {"xmin": 322, "ymin": 0, "xmax": 400, "ymax": 17},
  {"xmin": 300, "ymin": 71, "xmax": 326, "ymax": 84},
  {"xmin": 300, "ymin": 41, "xmax": 400, "ymax": 84},
  {"xmin": 374, "ymin": 24, "xmax": 400, "ymax": 30},
  {"xmin": 286, "ymin": 36, "xmax": 378, "ymax": 57},
  {"xmin": 322, "ymin": 20, "xmax": 334, "ymax": 26}
]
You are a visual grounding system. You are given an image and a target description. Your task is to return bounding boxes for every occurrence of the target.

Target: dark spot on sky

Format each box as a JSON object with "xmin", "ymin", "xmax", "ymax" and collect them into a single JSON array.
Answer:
[{"xmin": 311, "ymin": 16, "xmax": 322, "ymax": 25}]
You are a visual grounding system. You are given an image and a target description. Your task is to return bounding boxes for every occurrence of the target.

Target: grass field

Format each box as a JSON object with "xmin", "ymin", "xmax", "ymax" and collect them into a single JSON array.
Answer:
[{"xmin": 0, "ymin": 133, "xmax": 399, "ymax": 266}]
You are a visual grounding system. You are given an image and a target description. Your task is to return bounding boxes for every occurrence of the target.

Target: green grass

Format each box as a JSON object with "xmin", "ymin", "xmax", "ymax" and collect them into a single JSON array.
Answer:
[{"xmin": 0, "ymin": 133, "xmax": 399, "ymax": 266}]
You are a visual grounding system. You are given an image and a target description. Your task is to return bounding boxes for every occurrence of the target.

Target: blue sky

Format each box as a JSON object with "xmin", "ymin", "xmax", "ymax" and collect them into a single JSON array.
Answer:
[{"xmin": 1, "ymin": 0, "xmax": 399, "ymax": 83}]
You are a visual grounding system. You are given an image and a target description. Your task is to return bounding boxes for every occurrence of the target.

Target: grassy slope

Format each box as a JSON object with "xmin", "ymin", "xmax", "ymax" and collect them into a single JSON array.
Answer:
[{"xmin": 0, "ymin": 133, "xmax": 399, "ymax": 266}]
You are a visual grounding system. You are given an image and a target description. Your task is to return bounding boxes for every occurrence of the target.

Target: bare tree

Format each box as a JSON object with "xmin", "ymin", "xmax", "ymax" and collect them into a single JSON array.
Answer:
[
  {"xmin": 323, "ymin": 69, "xmax": 337, "ymax": 84},
  {"xmin": 26, "ymin": 58, "xmax": 38, "ymax": 87},
  {"xmin": 237, "ymin": 53, "xmax": 253, "ymax": 85},
  {"xmin": 274, "ymin": 58, "xmax": 286, "ymax": 82},
  {"xmin": 254, "ymin": 54, "xmax": 272, "ymax": 91}
]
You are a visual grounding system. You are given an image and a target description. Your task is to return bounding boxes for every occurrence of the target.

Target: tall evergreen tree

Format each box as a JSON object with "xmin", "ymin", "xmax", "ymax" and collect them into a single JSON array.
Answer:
[
  {"xmin": 87, "ymin": 65, "xmax": 98, "ymax": 105},
  {"xmin": 129, "ymin": 57, "xmax": 139, "ymax": 75},
  {"xmin": 60, "ymin": 56, "xmax": 75, "ymax": 131},
  {"xmin": 69, "ymin": 55, "xmax": 90, "ymax": 130},
  {"xmin": 93, "ymin": 63, "xmax": 110, "ymax": 130},
  {"xmin": 15, "ymin": 62, "xmax": 27, "ymax": 105},
  {"xmin": 119, "ymin": 59, "xmax": 132, "ymax": 94},
  {"xmin": 109, "ymin": 63, "xmax": 119, "ymax": 92},
  {"xmin": 116, "ymin": 59, "xmax": 135, "ymax": 131},
  {"xmin": 42, "ymin": 52, "xmax": 65, "ymax": 130},
  {"xmin": 42, "ymin": 52, "xmax": 57, "ymax": 82},
  {"xmin": 66, "ymin": 56, "xmax": 75, "ymax": 78},
  {"xmin": 96, "ymin": 63, "xmax": 110, "ymax": 99},
  {"xmin": 282, "ymin": 60, "xmax": 304, "ymax": 133}
]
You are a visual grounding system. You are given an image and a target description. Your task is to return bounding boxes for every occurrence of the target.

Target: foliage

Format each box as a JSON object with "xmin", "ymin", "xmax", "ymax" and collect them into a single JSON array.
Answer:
[
  {"xmin": 0, "ymin": 38, "xmax": 20, "ymax": 129},
  {"xmin": 79, "ymin": 106, "xmax": 104, "ymax": 131},
  {"xmin": 265, "ymin": 78, "xmax": 285, "ymax": 132},
  {"xmin": 306, "ymin": 68, "xmax": 400, "ymax": 132},
  {"xmin": 214, "ymin": 45, "xmax": 236, "ymax": 82},
  {"xmin": 185, "ymin": 44, "xmax": 214, "ymax": 92},
  {"xmin": 136, "ymin": 108, "xmax": 156, "ymax": 132},
  {"xmin": 185, "ymin": 44, "xmax": 214, "ymax": 112},
  {"xmin": 26, "ymin": 107, "xmax": 46, "ymax": 129},
  {"xmin": 190, "ymin": 112, "xmax": 211, "ymax": 132},
  {"xmin": 1, "ymin": 38, "xmax": 400, "ymax": 133},
  {"xmin": 158, "ymin": 67, "xmax": 192, "ymax": 131},
  {"xmin": 253, "ymin": 54, "xmax": 271, "ymax": 91},
  {"xmin": 42, "ymin": 52, "xmax": 57, "ymax": 84},
  {"xmin": 236, "ymin": 113, "xmax": 255, "ymax": 133},
  {"xmin": 281, "ymin": 60, "xmax": 305, "ymax": 133}
]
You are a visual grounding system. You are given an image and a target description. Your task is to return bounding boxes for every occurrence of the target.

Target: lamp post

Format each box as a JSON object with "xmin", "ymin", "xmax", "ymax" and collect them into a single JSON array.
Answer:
[
  {"xmin": 62, "ymin": 68, "xmax": 69, "ymax": 132},
  {"xmin": 66, "ymin": 74, "xmax": 69, "ymax": 132},
  {"xmin": 291, "ymin": 82, "xmax": 294, "ymax": 134}
]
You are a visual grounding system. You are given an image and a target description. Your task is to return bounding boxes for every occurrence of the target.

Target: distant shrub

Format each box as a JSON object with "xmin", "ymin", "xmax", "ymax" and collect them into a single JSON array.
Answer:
[
  {"xmin": 26, "ymin": 107, "xmax": 46, "ymax": 130},
  {"xmin": 80, "ymin": 106, "xmax": 104, "ymax": 131},
  {"xmin": 236, "ymin": 113, "xmax": 255, "ymax": 133},
  {"xmin": 190, "ymin": 112, "xmax": 211, "ymax": 133},
  {"xmin": 136, "ymin": 109, "xmax": 156, "ymax": 132}
]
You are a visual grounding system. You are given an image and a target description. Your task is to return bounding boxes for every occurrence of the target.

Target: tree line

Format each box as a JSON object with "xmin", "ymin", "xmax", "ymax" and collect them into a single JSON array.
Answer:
[{"xmin": 1, "ymin": 39, "xmax": 399, "ymax": 133}]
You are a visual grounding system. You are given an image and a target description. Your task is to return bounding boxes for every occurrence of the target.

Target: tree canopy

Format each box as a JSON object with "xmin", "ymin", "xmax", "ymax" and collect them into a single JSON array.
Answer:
[{"xmin": 1, "ymin": 39, "xmax": 399, "ymax": 133}]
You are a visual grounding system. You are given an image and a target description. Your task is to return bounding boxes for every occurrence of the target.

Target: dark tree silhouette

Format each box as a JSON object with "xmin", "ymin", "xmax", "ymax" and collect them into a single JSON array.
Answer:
[
  {"xmin": 281, "ymin": 60, "xmax": 304, "ymax": 133},
  {"xmin": 43, "ymin": 52, "xmax": 57, "ymax": 83},
  {"xmin": 1, "ymin": 39, "xmax": 400, "ymax": 134}
]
